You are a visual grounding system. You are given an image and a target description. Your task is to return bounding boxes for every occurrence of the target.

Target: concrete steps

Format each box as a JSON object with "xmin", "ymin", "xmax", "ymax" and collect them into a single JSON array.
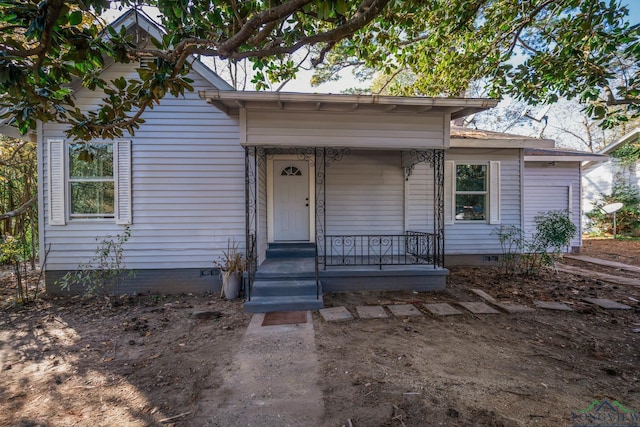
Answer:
[
  {"xmin": 244, "ymin": 279, "xmax": 323, "ymax": 313},
  {"xmin": 265, "ymin": 242, "xmax": 316, "ymax": 259},
  {"xmin": 244, "ymin": 243, "xmax": 323, "ymax": 313}
]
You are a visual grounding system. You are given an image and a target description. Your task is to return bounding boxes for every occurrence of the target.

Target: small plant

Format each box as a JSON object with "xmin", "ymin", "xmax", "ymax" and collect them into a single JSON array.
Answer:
[
  {"xmin": 213, "ymin": 239, "xmax": 244, "ymax": 275},
  {"xmin": 57, "ymin": 226, "xmax": 133, "ymax": 296},
  {"xmin": 213, "ymin": 239, "xmax": 244, "ymax": 299},
  {"xmin": 490, "ymin": 225, "xmax": 523, "ymax": 276}
]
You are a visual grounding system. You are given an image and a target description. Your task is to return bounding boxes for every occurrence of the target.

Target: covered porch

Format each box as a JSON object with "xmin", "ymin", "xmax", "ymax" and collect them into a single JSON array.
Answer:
[
  {"xmin": 242, "ymin": 146, "xmax": 447, "ymax": 311},
  {"xmin": 199, "ymin": 90, "xmax": 497, "ymax": 311}
]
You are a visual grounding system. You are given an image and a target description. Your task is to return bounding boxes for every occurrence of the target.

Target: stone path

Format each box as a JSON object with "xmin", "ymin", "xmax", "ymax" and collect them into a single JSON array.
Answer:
[
  {"xmin": 557, "ymin": 263, "xmax": 640, "ymax": 287},
  {"xmin": 318, "ymin": 253, "xmax": 640, "ymax": 323},
  {"xmin": 533, "ymin": 300, "xmax": 573, "ymax": 311},
  {"xmin": 564, "ymin": 255, "xmax": 640, "ymax": 274},
  {"xmin": 583, "ymin": 298, "xmax": 633, "ymax": 310},
  {"xmin": 423, "ymin": 303, "xmax": 463, "ymax": 316},
  {"xmin": 458, "ymin": 301, "xmax": 500, "ymax": 314}
]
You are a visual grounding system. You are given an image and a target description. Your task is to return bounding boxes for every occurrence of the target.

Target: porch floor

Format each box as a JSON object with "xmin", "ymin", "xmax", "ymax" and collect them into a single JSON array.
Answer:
[
  {"xmin": 256, "ymin": 257, "xmax": 448, "ymax": 293},
  {"xmin": 258, "ymin": 257, "xmax": 445, "ymax": 273}
]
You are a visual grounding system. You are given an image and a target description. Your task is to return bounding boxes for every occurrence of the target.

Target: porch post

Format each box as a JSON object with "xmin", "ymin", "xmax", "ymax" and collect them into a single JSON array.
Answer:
[
  {"xmin": 433, "ymin": 149, "xmax": 445, "ymax": 268},
  {"xmin": 244, "ymin": 146, "xmax": 258, "ymax": 300},
  {"xmin": 315, "ymin": 148, "xmax": 327, "ymax": 269}
]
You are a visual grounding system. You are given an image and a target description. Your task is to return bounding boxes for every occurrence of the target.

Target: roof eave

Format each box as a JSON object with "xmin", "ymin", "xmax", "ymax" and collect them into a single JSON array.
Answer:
[
  {"xmin": 199, "ymin": 89, "xmax": 497, "ymax": 116},
  {"xmin": 452, "ymin": 138, "xmax": 555, "ymax": 148},
  {"xmin": 525, "ymin": 155, "xmax": 608, "ymax": 162}
]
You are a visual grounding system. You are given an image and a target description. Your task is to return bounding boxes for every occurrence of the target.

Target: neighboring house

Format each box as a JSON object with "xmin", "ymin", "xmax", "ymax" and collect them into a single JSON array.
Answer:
[
  {"xmin": 582, "ymin": 128, "xmax": 640, "ymax": 220},
  {"xmin": 0, "ymin": 11, "xmax": 606, "ymax": 311}
]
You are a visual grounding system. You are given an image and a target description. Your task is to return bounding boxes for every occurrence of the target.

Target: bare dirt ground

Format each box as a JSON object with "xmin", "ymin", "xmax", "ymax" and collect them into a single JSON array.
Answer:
[{"xmin": 1, "ymin": 238, "xmax": 639, "ymax": 426}]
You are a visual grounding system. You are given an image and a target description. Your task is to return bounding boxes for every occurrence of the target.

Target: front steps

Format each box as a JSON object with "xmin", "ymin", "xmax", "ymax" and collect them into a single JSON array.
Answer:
[
  {"xmin": 265, "ymin": 242, "xmax": 316, "ymax": 259},
  {"xmin": 243, "ymin": 279, "xmax": 323, "ymax": 313},
  {"xmin": 244, "ymin": 242, "xmax": 324, "ymax": 313}
]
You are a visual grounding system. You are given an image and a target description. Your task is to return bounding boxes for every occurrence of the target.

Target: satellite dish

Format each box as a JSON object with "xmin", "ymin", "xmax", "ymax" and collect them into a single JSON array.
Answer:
[
  {"xmin": 601, "ymin": 202, "xmax": 623, "ymax": 214},
  {"xmin": 601, "ymin": 202, "xmax": 624, "ymax": 239}
]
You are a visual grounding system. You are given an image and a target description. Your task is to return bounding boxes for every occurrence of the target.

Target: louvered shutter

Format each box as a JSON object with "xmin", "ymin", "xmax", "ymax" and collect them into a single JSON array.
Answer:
[
  {"xmin": 444, "ymin": 160, "xmax": 455, "ymax": 225},
  {"xmin": 114, "ymin": 140, "xmax": 132, "ymax": 225},
  {"xmin": 489, "ymin": 161, "xmax": 501, "ymax": 224},
  {"xmin": 48, "ymin": 139, "xmax": 66, "ymax": 225}
]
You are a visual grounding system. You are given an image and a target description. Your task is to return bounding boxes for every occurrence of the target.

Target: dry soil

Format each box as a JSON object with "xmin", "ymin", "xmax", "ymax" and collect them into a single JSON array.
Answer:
[{"xmin": 1, "ymin": 238, "xmax": 639, "ymax": 426}]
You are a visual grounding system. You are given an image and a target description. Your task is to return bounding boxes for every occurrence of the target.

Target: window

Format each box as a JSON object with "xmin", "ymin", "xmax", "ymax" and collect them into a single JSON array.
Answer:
[
  {"xmin": 445, "ymin": 160, "xmax": 500, "ymax": 225},
  {"xmin": 455, "ymin": 164, "xmax": 487, "ymax": 221},
  {"xmin": 281, "ymin": 165, "xmax": 302, "ymax": 176},
  {"xmin": 69, "ymin": 143, "xmax": 115, "ymax": 218},
  {"xmin": 48, "ymin": 139, "xmax": 130, "ymax": 225}
]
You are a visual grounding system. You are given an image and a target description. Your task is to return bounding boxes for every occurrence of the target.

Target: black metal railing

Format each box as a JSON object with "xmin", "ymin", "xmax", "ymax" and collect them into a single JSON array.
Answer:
[{"xmin": 322, "ymin": 231, "xmax": 434, "ymax": 269}]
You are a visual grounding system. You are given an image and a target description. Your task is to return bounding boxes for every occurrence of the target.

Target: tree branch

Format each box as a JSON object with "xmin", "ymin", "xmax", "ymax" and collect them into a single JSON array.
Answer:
[
  {"xmin": 218, "ymin": 0, "xmax": 391, "ymax": 62},
  {"xmin": 0, "ymin": 140, "xmax": 32, "ymax": 167},
  {"xmin": 0, "ymin": 196, "xmax": 37, "ymax": 221},
  {"xmin": 217, "ymin": 0, "xmax": 316, "ymax": 56}
]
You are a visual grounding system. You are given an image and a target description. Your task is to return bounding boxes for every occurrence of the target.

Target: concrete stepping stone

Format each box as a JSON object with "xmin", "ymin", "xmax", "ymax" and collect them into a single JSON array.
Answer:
[
  {"xmin": 494, "ymin": 303, "xmax": 535, "ymax": 313},
  {"xmin": 356, "ymin": 305, "xmax": 388, "ymax": 319},
  {"xmin": 387, "ymin": 304, "xmax": 423, "ymax": 317},
  {"xmin": 583, "ymin": 298, "xmax": 633, "ymax": 310},
  {"xmin": 423, "ymin": 303, "xmax": 463, "ymax": 316},
  {"xmin": 470, "ymin": 289, "xmax": 534, "ymax": 313},
  {"xmin": 533, "ymin": 300, "xmax": 572, "ymax": 311},
  {"xmin": 319, "ymin": 306, "xmax": 354, "ymax": 322},
  {"xmin": 470, "ymin": 289, "xmax": 497, "ymax": 304},
  {"xmin": 458, "ymin": 302, "xmax": 500, "ymax": 314}
]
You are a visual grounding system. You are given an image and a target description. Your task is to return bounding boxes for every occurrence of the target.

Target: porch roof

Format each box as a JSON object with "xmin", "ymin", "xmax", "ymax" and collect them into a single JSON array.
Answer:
[
  {"xmin": 199, "ymin": 89, "xmax": 497, "ymax": 118},
  {"xmin": 450, "ymin": 126, "xmax": 555, "ymax": 148},
  {"xmin": 524, "ymin": 147, "xmax": 608, "ymax": 163}
]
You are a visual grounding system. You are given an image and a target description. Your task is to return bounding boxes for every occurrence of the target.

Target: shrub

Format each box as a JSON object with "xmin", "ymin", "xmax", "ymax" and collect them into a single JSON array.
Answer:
[{"xmin": 493, "ymin": 210, "xmax": 577, "ymax": 274}]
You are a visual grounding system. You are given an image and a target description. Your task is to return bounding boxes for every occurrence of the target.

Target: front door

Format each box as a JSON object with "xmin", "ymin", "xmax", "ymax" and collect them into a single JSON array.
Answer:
[{"xmin": 273, "ymin": 160, "xmax": 310, "ymax": 241}]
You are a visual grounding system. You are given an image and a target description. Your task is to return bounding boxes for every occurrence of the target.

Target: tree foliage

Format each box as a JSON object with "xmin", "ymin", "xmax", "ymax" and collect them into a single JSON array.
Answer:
[
  {"xmin": 1, "ymin": 0, "xmax": 639, "ymax": 141},
  {"xmin": 0, "ymin": 135, "xmax": 37, "ymax": 263},
  {"xmin": 315, "ymin": 0, "xmax": 640, "ymax": 128}
]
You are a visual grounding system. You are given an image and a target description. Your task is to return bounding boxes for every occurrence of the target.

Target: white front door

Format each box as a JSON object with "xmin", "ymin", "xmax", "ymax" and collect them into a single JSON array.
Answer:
[{"xmin": 273, "ymin": 160, "xmax": 310, "ymax": 241}]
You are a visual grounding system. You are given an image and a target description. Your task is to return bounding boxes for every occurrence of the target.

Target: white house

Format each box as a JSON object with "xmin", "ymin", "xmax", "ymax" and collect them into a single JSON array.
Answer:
[
  {"xmin": 1, "ymin": 10, "xmax": 606, "ymax": 312},
  {"xmin": 583, "ymin": 128, "xmax": 640, "ymax": 219}
]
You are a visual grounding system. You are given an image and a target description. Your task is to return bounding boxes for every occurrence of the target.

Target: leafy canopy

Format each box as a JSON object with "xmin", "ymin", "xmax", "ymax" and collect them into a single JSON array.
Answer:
[{"xmin": 1, "ymin": 0, "xmax": 639, "ymax": 141}]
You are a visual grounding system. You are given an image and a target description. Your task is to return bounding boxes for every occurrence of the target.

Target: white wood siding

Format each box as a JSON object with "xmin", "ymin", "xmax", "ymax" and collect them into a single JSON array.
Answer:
[
  {"xmin": 443, "ymin": 148, "xmax": 522, "ymax": 254},
  {"xmin": 406, "ymin": 162, "xmax": 435, "ymax": 232},
  {"xmin": 41, "ymin": 62, "xmax": 243, "ymax": 271},
  {"xmin": 325, "ymin": 151, "xmax": 404, "ymax": 235},
  {"xmin": 245, "ymin": 110, "xmax": 446, "ymax": 149},
  {"xmin": 525, "ymin": 162, "xmax": 582, "ymax": 248}
]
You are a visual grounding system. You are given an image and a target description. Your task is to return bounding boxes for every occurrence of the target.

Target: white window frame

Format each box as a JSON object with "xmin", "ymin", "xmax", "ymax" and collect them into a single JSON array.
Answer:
[
  {"xmin": 445, "ymin": 160, "xmax": 501, "ymax": 225},
  {"xmin": 68, "ymin": 142, "xmax": 115, "ymax": 220},
  {"xmin": 454, "ymin": 162, "xmax": 488, "ymax": 222}
]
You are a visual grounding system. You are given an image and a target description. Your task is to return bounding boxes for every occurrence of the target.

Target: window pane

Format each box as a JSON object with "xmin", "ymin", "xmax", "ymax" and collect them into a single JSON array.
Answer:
[
  {"xmin": 71, "ymin": 182, "xmax": 114, "ymax": 215},
  {"xmin": 456, "ymin": 164, "xmax": 486, "ymax": 191},
  {"xmin": 455, "ymin": 194, "xmax": 486, "ymax": 220},
  {"xmin": 69, "ymin": 144, "xmax": 114, "ymax": 178}
]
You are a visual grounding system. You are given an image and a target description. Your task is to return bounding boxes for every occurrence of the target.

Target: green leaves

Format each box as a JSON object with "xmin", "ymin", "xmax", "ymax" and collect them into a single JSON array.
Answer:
[{"xmin": 1, "ymin": 0, "xmax": 639, "ymax": 140}]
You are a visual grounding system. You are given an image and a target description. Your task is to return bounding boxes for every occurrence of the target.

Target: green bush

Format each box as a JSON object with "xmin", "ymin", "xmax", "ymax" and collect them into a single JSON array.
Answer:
[
  {"xmin": 493, "ymin": 210, "xmax": 577, "ymax": 274},
  {"xmin": 586, "ymin": 184, "xmax": 640, "ymax": 236}
]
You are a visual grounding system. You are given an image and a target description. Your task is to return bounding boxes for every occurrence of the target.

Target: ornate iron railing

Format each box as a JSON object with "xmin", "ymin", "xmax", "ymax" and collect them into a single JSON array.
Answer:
[{"xmin": 323, "ymin": 231, "xmax": 435, "ymax": 269}]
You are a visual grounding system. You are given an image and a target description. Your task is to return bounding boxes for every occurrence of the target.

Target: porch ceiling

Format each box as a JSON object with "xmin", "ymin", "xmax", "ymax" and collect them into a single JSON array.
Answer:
[{"xmin": 199, "ymin": 89, "xmax": 498, "ymax": 119}]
